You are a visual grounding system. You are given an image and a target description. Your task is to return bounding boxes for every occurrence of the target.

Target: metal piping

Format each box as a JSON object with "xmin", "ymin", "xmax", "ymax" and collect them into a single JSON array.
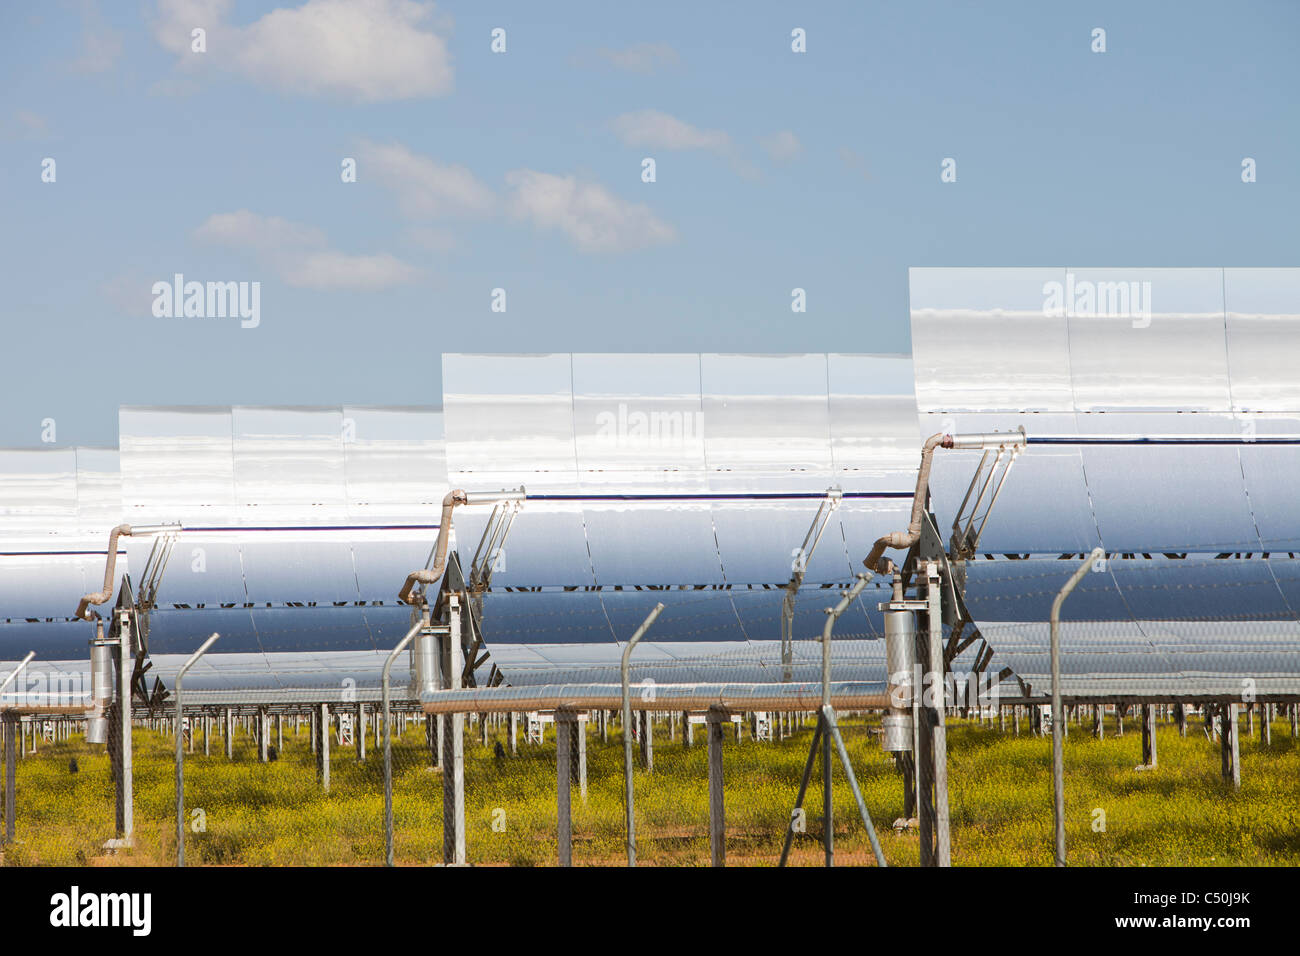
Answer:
[
  {"xmin": 397, "ymin": 488, "xmax": 525, "ymax": 606},
  {"xmin": 863, "ymin": 429, "xmax": 1025, "ymax": 576},
  {"xmin": 422, "ymin": 682, "xmax": 891, "ymax": 714},
  {"xmin": 75, "ymin": 523, "xmax": 182, "ymax": 620},
  {"xmin": 882, "ymin": 574, "xmax": 915, "ymax": 752},
  {"xmin": 86, "ymin": 625, "xmax": 114, "ymax": 743},
  {"xmin": 398, "ymin": 491, "xmax": 467, "ymax": 606},
  {"xmin": 620, "ymin": 602, "xmax": 665, "ymax": 868},
  {"xmin": 863, "ymin": 434, "xmax": 950, "ymax": 576}
]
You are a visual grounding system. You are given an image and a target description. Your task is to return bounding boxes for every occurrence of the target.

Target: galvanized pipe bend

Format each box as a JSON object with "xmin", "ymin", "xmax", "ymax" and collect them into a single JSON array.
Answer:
[{"xmin": 398, "ymin": 490, "xmax": 469, "ymax": 606}]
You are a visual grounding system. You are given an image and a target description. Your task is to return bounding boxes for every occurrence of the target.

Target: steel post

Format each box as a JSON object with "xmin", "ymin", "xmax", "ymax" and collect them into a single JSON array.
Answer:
[
  {"xmin": 175, "ymin": 634, "xmax": 218, "ymax": 866},
  {"xmin": 1050, "ymin": 547, "xmax": 1104, "ymax": 867},
  {"xmin": 926, "ymin": 563, "xmax": 951, "ymax": 867},
  {"xmin": 258, "ymin": 708, "xmax": 269, "ymax": 762},
  {"xmin": 618, "ymin": 603, "xmax": 665, "ymax": 866},
  {"xmin": 442, "ymin": 595, "xmax": 466, "ymax": 865},
  {"xmin": 382, "ymin": 621, "xmax": 420, "ymax": 867},
  {"xmin": 115, "ymin": 609, "xmax": 134, "ymax": 841},
  {"xmin": 2, "ymin": 715, "xmax": 14, "ymax": 846}
]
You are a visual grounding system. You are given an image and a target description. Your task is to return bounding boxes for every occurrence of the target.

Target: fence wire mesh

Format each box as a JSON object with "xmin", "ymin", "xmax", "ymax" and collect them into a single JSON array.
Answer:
[{"xmin": 1, "ymin": 620, "xmax": 1298, "ymax": 866}]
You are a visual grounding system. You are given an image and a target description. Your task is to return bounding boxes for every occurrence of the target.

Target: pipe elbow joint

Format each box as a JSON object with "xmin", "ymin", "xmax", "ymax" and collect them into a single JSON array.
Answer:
[{"xmin": 76, "ymin": 524, "xmax": 135, "ymax": 620}]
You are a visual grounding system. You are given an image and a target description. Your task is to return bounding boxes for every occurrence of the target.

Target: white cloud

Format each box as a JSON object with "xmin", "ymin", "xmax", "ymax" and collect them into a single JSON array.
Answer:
[
  {"xmin": 505, "ymin": 170, "xmax": 676, "ymax": 253},
  {"xmin": 354, "ymin": 139, "xmax": 676, "ymax": 254},
  {"xmin": 838, "ymin": 146, "xmax": 872, "ymax": 180},
  {"xmin": 152, "ymin": 0, "xmax": 453, "ymax": 102},
  {"xmin": 12, "ymin": 110, "xmax": 50, "ymax": 138},
  {"xmin": 760, "ymin": 130, "xmax": 803, "ymax": 164},
  {"xmin": 357, "ymin": 139, "xmax": 495, "ymax": 217},
  {"xmin": 610, "ymin": 109, "xmax": 731, "ymax": 152},
  {"xmin": 70, "ymin": 0, "xmax": 124, "ymax": 73},
  {"xmin": 280, "ymin": 250, "xmax": 420, "ymax": 290},
  {"xmin": 194, "ymin": 210, "xmax": 420, "ymax": 289},
  {"xmin": 151, "ymin": 0, "xmax": 236, "ymax": 55},
  {"xmin": 194, "ymin": 209, "xmax": 326, "ymax": 250},
  {"xmin": 595, "ymin": 42, "xmax": 679, "ymax": 74},
  {"xmin": 406, "ymin": 226, "xmax": 458, "ymax": 252}
]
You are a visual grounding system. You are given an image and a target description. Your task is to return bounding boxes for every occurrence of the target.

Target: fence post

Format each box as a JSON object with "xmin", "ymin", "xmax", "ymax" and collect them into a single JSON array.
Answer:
[
  {"xmin": 556, "ymin": 708, "xmax": 575, "ymax": 866},
  {"xmin": 318, "ymin": 702, "xmax": 331, "ymax": 792},
  {"xmin": 175, "ymin": 633, "xmax": 219, "ymax": 867},
  {"xmin": 707, "ymin": 707, "xmax": 726, "ymax": 867}
]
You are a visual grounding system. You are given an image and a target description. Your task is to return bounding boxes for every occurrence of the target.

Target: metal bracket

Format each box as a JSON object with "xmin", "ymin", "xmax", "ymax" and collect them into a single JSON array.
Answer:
[
  {"xmin": 780, "ymin": 488, "xmax": 842, "ymax": 681},
  {"xmin": 469, "ymin": 497, "xmax": 523, "ymax": 593},
  {"xmin": 949, "ymin": 440, "xmax": 1022, "ymax": 560}
]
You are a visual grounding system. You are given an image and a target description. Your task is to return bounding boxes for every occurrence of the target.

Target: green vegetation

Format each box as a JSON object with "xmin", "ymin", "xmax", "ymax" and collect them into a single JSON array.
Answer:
[{"xmin": 1, "ymin": 712, "xmax": 1296, "ymax": 866}]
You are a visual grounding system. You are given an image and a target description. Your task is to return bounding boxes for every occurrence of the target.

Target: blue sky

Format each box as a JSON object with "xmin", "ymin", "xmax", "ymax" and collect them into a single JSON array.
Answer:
[{"xmin": 1, "ymin": 0, "xmax": 1297, "ymax": 446}]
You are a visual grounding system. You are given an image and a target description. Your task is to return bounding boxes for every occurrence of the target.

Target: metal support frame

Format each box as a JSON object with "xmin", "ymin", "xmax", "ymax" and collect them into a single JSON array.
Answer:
[
  {"xmin": 1221, "ymin": 703, "xmax": 1241, "ymax": 788},
  {"xmin": 258, "ymin": 707, "xmax": 269, "ymax": 763},
  {"xmin": 776, "ymin": 704, "xmax": 887, "ymax": 868},
  {"xmin": 468, "ymin": 497, "xmax": 523, "ymax": 593},
  {"xmin": 1141, "ymin": 704, "xmax": 1157, "ymax": 767},
  {"xmin": 175, "ymin": 633, "xmax": 219, "ymax": 867},
  {"xmin": 778, "ymin": 573, "xmax": 886, "ymax": 867},
  {"xmin": 780, "ymin": 488, "xmax": 841, "ymax": 682},
  {"xmin": 949, "ymin": 440, "xmax": 1024, "ymax": 560},
  {"xmin": 882, "ymin": 558, "xmax": 952, "ymax": 867}
]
